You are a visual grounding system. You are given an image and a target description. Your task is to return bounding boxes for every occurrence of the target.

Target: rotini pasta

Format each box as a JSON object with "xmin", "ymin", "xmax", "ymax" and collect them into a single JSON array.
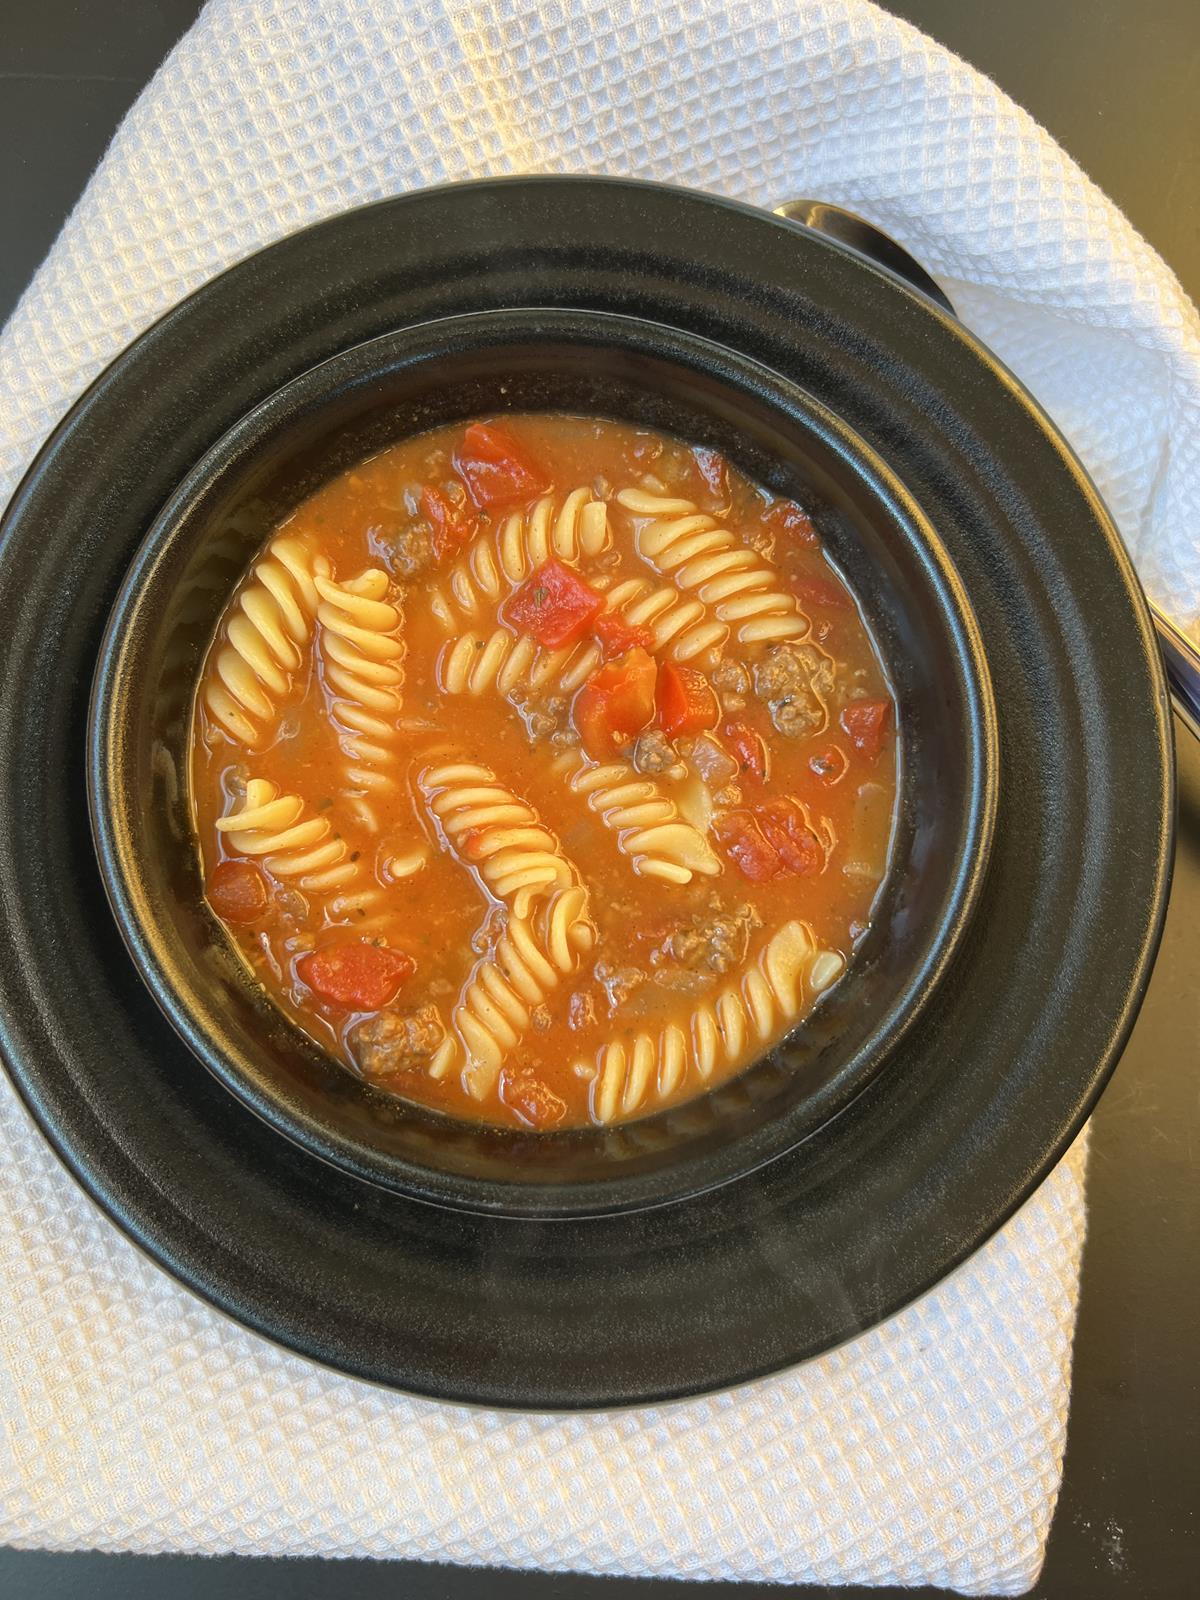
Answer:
[
  {"xmin": 385, "ymin": 846, "xmax": 430, "ymax": 880},
  {"xmin": 215, "ymin": 778, "xmax": 361, "ymax": 896},
  {"xmin": 556, "ymin": 751, "xmax": 721, "ymax": 884},
  {"xmin": 418, "ymin": 759, "xmax": 576, "ymax": 916},
  {"xmin": 204, "ymin": 535, "xmax": 329, "ymax": 745},
  {"xmin": 429, "ymin": 885, "xmax": 594, "ymax": 1097},
  {"xmin": 429, "ymin": 488, "xmax": 609, "ymax": 626},
  {"xmin": 315, "ymin": 569, "xmax": 405, "ymax": 831},
  {"xmin": 600, "ymin": 575, "xmax": 729, "ymax": 664},
  {"xmin": 437, "ymin": 627, "xmax": 601, "ymax": 699},
  {"xmin": 585, "ymin": 921, "xmax": 828, "ymax": 1123},
  {"xmin": 437, "ymin": 579, "xmax": 725, "ymax": 701},
  {"xmin": 616, "ymin": 488, "xmax": 810, "ymax": 645}
]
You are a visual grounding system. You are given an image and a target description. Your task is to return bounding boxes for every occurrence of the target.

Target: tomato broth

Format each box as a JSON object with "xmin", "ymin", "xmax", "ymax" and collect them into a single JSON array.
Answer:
[{"xmin": 190, "ymin": 414, "xmax": 897, "ymax": 1130}]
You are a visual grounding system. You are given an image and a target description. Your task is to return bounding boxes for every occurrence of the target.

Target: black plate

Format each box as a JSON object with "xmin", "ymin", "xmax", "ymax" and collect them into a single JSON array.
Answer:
[{"xmin": 0, "ymin": 178, "xmax": 1172, "ymax": 1407}]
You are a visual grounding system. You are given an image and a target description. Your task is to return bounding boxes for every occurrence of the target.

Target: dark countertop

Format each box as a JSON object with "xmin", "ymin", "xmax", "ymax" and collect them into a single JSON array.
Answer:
[{"xmin": 1, "ymin": 2, "xmax": 1196, "ymax": 1596}]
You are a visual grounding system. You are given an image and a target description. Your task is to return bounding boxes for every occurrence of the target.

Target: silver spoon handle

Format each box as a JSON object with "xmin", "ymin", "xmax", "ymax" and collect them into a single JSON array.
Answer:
[{"xmin": 1151, "ymin": 603, "xmax": 1200, "ymax": 742}]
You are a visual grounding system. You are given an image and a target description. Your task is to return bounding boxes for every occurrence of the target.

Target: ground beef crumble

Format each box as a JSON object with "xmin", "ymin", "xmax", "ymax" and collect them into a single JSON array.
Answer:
[
  {"xmin": 632, "ymin": 727, "xmax": 677, "ymax": 774},
  {"xmin": 350, "ymin": 1003, "xmax": 443, "ymax": 1079},
  {"xmin": 649, "ymin": 899, "xmax": 763, "ymax": 992},
  {"xmin": 523, "ymin": 695, "xmax": 574, "ymax": 746},
  {"xmin": 752, "ymin": 642, "xmax": 836, "ymax": 739},
  {"xmin": 371, "ymin": 520, "xmax": 433, "ymax": 580},
  {"xmin": 711, "ymin": 658, "xmax": 750, "ymax": 696}
]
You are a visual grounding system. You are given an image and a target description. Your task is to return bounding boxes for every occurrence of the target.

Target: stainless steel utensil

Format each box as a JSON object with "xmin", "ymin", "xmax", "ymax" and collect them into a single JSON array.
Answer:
[{"xmin": 1152, "ymin": 604, "xmax": 1200, "ymax": 740}]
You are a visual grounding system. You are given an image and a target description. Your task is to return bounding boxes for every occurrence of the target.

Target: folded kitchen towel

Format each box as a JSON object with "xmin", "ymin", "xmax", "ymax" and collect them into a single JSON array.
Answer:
[{"xmin": 2, "ymin": 1, "xmax": 1197, "ymax": 1593}]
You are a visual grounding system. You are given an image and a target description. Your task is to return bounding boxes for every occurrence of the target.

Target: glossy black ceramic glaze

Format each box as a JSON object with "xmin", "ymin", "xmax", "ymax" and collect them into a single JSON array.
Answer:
[
  {"xmin": 0, "ymin": 178, "xmax": 1173, "ymax": 1407},
  {"xmin": 88, "ymin": 309, "xmax": 996, "ymax": 1217},
  {"xmin": 774, "ymin": 198, "xmax": 958, "ymax": 316}
]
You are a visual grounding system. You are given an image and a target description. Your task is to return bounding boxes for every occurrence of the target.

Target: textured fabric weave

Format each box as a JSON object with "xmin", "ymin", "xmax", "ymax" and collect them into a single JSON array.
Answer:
[{"xmin": 2, "ymin": 1, "xmax": 1196, "ymax": 1592}]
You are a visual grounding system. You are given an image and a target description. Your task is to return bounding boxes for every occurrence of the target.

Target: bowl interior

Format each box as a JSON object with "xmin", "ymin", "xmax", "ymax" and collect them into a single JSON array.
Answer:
[{"xmin": 89, "ymin": 308, "xmax": 995, "ymax": 1216}]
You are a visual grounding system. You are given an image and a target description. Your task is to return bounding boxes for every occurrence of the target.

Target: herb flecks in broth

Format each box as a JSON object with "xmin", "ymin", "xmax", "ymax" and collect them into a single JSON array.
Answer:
[{"xmin": 190, "ymin": 416, "xmax": 897, "ymax": 1130}]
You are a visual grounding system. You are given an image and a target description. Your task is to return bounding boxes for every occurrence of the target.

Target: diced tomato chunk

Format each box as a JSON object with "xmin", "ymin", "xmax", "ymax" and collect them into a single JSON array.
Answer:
[
  {"xmin": 762, "ymin": 498, "xmax": 819, "ymax": 547},
  {"xmin": 500, "ymin": 1067, "xmax": 567, "ymax": 1130},
  {"xmin": 573, "ymin": 646, "xmax": 658, "ymax": 759},
  {"xmin": 792, "ymin": 573, "xmax": 852, "ymax": 610},
  {"xmin": 453, "ymin": 421, "xmax": 549, "ymax": 508},
  {"xmin": 840, "ymin": 698, "xmax": 892, "ymax": 760},
  {"xmin": 715, "ymin": 798, "xmax": 826, "ymax": 882},
  {"xmin": 656, "ymin": 662, "xmax": 719, "ymax": 738},
  {"xmin": 723, "ymin": 719, "xmax": 770, "ymax": 783},
  {"xmin": 692, "ymin": 446, "xmax": 729, "ymax": 503},
  {"xmin": 756, "ymin": 799, "xmax": 825, "ymax": 876},
  {"xmin": 208, "ymin": 859, "xmax": 268, "ymax": 923},
  {"xmin": 593, "ymin": 610, "xmax": 655, "ymax": 660},
  {"xmin": 809, "ymin": 744, "xmax": 849, "ymax": 785},
  {"xmin": 297, "ymin": 942, "xmax": 415, "ymax": 1011},
  {"xmin": 714, "ymin": 810, "xmax": 781, "ymax": 882},
  {"xmin": 421, "ymin": 485, "xmax": 477, "ymax": 561},
  {"xmin": 573, "ymin": 692, "xmax": 612, "ymax": 763},
  {"xmin": 502, "ymin": 558, "xmax": 605, "ymax": 649}
]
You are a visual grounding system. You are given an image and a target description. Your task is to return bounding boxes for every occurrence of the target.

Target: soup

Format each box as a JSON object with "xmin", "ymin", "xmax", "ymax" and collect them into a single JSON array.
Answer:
[{"xmin": 190, "ymin": 415, "xmax": 897, "ymax": 1130}]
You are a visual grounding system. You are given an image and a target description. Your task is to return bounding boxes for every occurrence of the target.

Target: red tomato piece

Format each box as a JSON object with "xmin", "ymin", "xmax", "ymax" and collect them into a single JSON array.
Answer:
[
  {"xmin": 502, "ymin": 558, "xmax": 605, "ymax": 649},
  {"xmin": 762, "ymin": 498, "xmax": 820, "ymax": 547},
  {"xmin": 756, "ymin": 799, "xmax": 825, "ymax": 876},
  {"xmin": 723, "ymin": 719, "xmax": 770, "ymax": 783},
  {"xmin": 500, "ymin": 1067, "xmax": 567, "ymax": 1130},
  {"xmin": 573, "ymin": 691, "xmax": 614, "ymax": 763},
  {"xmin": 714, "ymin": 810, "xmax": 782, "ymax": 882},
  {"xmin": 207, "ymin": 859, "xmax": 268, "ymax": 924},
  {"xmin": 420, "ymin": 485, "xmax": 477, "ymax": 561},
  {"xmin": 792, "ymin": 573, "xmax": 853, "ymax": 610},
  {"xmin": 297, "ymin": 942, "xmax": 416, "ymax": 1011},
  {"xmin": 715, "ymin": 798, "xmax": 826, "ymax": 882},
  {"xmin": 692, "ymin": 446, "xmax": 729, "ymax": 503},
  {"xmin": 656, "ymin": 661, "xmax": 719, "ymax": 738},
  {"xmin": 593, "ymin": 610, "xmax": 656, "ymax": 659},
  {"xmin": 573, "ymin": 646, "xmax": 658, "ymax": 759},
  {"xmin": 841, "ymin": 698, "xmax": 892, "ymax": 760},
  {"xmin": 453, "ymin": 421, "xmax": 549, "ymax": 508},
  {"xmin": 809, "ymin": 744, "xmax": 850, "ymax": 785}
]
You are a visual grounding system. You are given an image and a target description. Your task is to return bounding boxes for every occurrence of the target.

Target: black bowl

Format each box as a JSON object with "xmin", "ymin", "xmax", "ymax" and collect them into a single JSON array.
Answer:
[
  {"xmin": 88, "ymin": 307, "xmax": 996, "ymax": 1217},
  {"xmin": 0, "ymin": 177, "xmax": 1171, "ymax": 1404}
]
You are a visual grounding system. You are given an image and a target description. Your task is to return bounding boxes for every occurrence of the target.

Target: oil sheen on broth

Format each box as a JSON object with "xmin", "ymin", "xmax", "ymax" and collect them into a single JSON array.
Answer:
[{"xmin": 190, "ymin": 415, "xmax": 897, "ymax": 1130}]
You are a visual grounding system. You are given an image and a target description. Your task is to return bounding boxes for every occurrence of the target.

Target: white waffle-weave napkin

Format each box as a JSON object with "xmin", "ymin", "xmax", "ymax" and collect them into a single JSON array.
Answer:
[{"xmin": 2, "ymin": 2, "xmax": 1197, "ymax": 1593}]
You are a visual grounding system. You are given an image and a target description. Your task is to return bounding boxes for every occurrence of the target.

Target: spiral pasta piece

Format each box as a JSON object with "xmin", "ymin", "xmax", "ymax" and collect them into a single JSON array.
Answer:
[
  {"xmin": 418, "ymin": 760, "xmax": 576, "ymax": 916},
  {"xmin": 617, "ymin": 488, "xmax": 809, "ymax": 645},
  {"xmin": 584, "ymin": 921, "xmax": 829, "ymax": 1123},
  {"xmin": 437, "ymin": 567, "xmax": 726, "ymax": 708},
  {"xmin": 600, "ymin": 576, "xmax": 729, "ymax": 664},
  {"xmin": 316, "ymin": 569, "xmax": 405, "ymax": 831},
  {"xmin": 429, "ymin": 488, "xmax": 609, "ymax": 625},
  {"xmin": 204, "ymin": 535, "xmax": 329, "ymax": 745},
  {"xmin": 429, "ymin": 886, "xmax": 595, "ymax": 1097},
  {"xmin": 214, "ymin": 778, "xmax": 360, "ymax": 895},
  {"xmin": 557, "ymin": 752, "xmax": 721, "ymax": 884},
  {"xmin": 438, "ymin": 627, "xmax": 601, "ymax": 699}
]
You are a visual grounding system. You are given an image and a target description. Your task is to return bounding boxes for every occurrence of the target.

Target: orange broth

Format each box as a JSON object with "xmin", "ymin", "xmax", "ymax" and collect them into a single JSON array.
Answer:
[{"xmin": 189, "ymin": 414, "xmax": 897, "ymax": 1130}]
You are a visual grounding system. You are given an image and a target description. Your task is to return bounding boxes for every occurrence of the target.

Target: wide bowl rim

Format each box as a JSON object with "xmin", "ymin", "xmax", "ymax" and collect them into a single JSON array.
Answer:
[{"xmin": 86, "ymin": 302, "xmax": 999, "ymax": 1218}]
